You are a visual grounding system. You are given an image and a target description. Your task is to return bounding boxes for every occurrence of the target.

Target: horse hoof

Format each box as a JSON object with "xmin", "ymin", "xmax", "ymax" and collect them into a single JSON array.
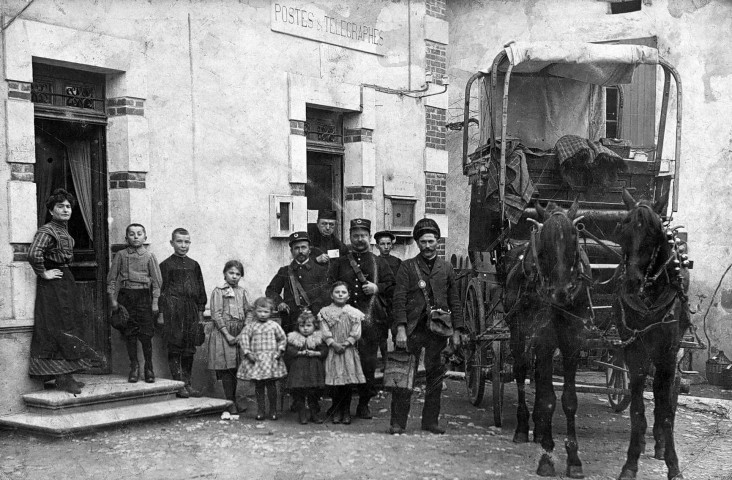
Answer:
[
  {"xmin": 669, "ymin": 473, "xmax": 684, "ymax": 480},
  {"xmin": 654, "ymin": 446, "xmax": 665, "ymax": 460},
  {"xmin": 537, "ymin": 454, "xmax": 556, "ymax": 477},
  {"xmin": 513, "ymin": 431, "xmax": 529, "ymax": 443},
  {"xmin": 566, "ymin": 465, "xmax": 584, "ymax": 479},
  {"xmin": 618, "ymin": 467, "xmax": 637, "ymax": 480}
]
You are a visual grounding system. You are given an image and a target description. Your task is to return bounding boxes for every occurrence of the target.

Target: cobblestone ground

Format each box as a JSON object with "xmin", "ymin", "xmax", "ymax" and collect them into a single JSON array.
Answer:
[{"xmin": 1, "ymin": 377, "xmax": 732, "ymax": 480}]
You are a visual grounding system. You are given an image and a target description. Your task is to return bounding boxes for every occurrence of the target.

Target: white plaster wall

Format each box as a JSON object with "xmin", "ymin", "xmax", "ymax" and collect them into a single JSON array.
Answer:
[
  {"xmin": 0, "ymin": 0, "xmax": 431, "ymax": 404},
  {"xmin": 445, "ymin": 0, "xmax": 732, "ymax": 371}
]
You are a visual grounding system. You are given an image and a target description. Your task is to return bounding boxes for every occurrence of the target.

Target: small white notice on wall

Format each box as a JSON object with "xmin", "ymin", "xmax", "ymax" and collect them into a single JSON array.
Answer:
[
  {"xmin": 383, "ymin": 174, "xmax": 416, "ymax": 198},
  {"xmin": 307, "ymin": 209, "xmax": 319, "ymax": 224}
]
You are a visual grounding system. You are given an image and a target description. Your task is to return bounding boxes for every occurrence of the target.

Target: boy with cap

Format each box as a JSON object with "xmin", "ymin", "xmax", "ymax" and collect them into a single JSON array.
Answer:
[
  {"xmin": 308, "ymin": 209, "xmax": 349, "ymax": 264},
  {"xmin": 328, "ymin": 219, "xmax": 395, "ymax": 419},
  {"xmin": 374, "ymin": 230, "xmax": 401, "ymax": 370},
  {"xmin": 266, "ymin": 231, "xmax": 329, "ymax": 333}
]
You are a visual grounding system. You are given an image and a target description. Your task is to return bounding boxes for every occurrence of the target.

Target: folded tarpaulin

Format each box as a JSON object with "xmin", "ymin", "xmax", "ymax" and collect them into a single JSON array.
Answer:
[
  {"xmin": 482, "ymin": 141, "xmax": 537, "ymax": 224},
  {"xmin": 481, "ymin": 41, "xmax": 659, "ymax": 86},
  {"xmin": 555, "ymin": 135, "xmax": 627, "ymax": 189}
]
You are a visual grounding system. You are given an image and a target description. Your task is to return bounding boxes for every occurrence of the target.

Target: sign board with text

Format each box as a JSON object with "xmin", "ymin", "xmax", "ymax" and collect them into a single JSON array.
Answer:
[{"xmin": 271, "ymin": 1, "xmax": 385, "ymax": 56}]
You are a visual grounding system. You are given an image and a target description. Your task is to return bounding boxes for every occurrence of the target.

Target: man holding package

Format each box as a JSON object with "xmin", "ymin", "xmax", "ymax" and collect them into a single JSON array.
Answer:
[{"xmin": 389, "ymin": 218, "xmax": 463, "ymax": 434}]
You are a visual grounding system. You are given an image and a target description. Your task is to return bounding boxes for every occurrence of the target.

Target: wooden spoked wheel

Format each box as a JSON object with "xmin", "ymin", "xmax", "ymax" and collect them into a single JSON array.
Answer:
[
  {"xmin": 463, "ymin": 284, "xmax": 486, "ymax": 406},
  {"xmin": 491, "ymin": 339, "xmax": 504, "ymax": 427},
  {"xmin": 606, "ymin": 352, "xmax": 631, "ymax": 412}
]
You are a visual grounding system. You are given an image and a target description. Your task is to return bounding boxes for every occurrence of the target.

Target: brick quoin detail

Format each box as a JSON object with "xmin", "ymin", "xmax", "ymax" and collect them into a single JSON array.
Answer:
[
  {"xmin": 10, "ymin": 163, "xmax": 34, "ymax": 182},
  {"xmin": 343, "ymin": 128, "xmax": 373, "ymax": 143},
  {"xmin": 290, "ymin": 183, "xmax": 306, "ymax": 196},
  {"xmin": 107, "ymin": 97, "xmax": 145, "ymax": 116},
  {"xmin": 425, "ymin": 0, "xmax": 446, "ymax": 20},
  {"xmin": 436, "ymin": 238, "xmax": 446, "ymax": 259},
  {"xmin": 425, "ymin": 40, "xmax": 447, "ymax": 85},
  {"xmin": 7, "ymin": 81, "xmax": 32, "ymax": 101},
  {"xmin": 345, "ymin": 186, "xmax": 373, "ymax": 201},
  {"xmin": 290, "ymin": 120, "xmax": 305, "ymax": 136},
  {"xmin": 425, "ymin": 106, "xmax": 446, "ymax": 150},
  {"xmin": 110, "ymin": 171, "xmax": 146, "ymax": 189},
  {"xmin": 425, "ymin": 172, "xmax": 446, "ymax": 215}
]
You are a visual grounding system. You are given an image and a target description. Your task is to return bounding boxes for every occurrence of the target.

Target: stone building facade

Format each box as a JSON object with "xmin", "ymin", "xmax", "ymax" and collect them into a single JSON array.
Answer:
[{"xmin": 0, "ymin": 0, "xmax": 450, "ymax": 412}]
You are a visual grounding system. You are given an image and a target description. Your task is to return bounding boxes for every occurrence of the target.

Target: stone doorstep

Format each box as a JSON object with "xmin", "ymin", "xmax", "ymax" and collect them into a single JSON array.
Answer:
[
  {"xmin": 23, "ymin": 375, "xmax": 185, "ymax": 412},
  {"xmin": 0, "ymin": 397, "xmax": 232, "ymax": 437}
]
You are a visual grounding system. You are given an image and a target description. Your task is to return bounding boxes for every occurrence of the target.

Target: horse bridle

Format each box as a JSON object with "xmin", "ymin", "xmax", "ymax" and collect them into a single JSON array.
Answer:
[
  {"xmin": 524, "ymin": 211, "xmax": 589, "ymax": 302},
  {"xmin": 620, "ymin": 203, "xmax": 670, "ymax": 295}
]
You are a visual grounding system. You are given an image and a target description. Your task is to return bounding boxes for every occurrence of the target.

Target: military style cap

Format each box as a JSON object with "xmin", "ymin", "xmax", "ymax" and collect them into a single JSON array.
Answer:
[
  {"xmin": 288, "ymin": 231, "xmax": 310, "ymax": 246},
  {"xmin": 374, "ymin": 230, "xmax": 396, "ymax": 242},
  {"xmin": 317, "ymin": 209, "xmax": 337, "ymax": 220},
  {"xmin": 349, "ymin": 218, "xmax": 371, "ymax": 232},
  {"xmin": 413, "ymin": 218, "xmax": 441, "ymax": 240}
]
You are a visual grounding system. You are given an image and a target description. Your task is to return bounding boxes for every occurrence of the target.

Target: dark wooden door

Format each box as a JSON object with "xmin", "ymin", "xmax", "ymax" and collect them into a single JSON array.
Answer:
[
  {"xmin": 34, "ymin": 119, "xmax": 110, "ymax": 373},
  {"xmin": 306, "ymin": 151, "xmax": 344, "ymax": 238}
]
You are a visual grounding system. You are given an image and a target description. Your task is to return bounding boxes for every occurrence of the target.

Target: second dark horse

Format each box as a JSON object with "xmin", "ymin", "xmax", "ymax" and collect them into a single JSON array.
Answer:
[
  {"xmin": 615, "ymin": 189, "xmax": 689, "ymax": 480},
  {"xmin": 504, "ymin": 200, "xmax": 592, "ymax": 478}
]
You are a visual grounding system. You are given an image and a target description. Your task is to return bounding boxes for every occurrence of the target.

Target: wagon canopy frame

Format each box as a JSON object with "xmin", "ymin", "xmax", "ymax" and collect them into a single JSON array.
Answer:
[{"xmin": 461, "ymin": 41, "xmax": 683, "ymax": 224}]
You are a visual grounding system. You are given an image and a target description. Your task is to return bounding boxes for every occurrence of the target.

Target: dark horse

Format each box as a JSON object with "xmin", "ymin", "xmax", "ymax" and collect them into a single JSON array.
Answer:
[
  {"xmin": 504, "ymin": 200, "xmax": 592, "ymax": 478},
  {"xmin": 615, "ymin": 189, "xmax": 689, "ymax": 480}
]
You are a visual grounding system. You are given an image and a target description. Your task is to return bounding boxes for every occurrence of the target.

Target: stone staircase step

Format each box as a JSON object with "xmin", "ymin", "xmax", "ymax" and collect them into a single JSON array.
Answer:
[
  {"xmin": 0, "ymin": 397, "xmax": 231, "ymax": 437},
  {"xmin": 23, "ymin": 375, "xmax": 185, "ymax": 413}
]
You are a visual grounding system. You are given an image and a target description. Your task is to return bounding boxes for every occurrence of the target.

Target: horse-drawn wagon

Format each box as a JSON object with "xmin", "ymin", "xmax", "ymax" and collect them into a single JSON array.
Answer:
[{"xmin": 451, "ymin": 41, "xmax": 701, "ymax": 479}]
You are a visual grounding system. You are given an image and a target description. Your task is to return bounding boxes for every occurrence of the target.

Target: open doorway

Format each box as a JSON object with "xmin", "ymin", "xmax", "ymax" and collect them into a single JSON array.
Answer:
[{"xmin": 34, "ymin": 118, "xmax": 110, "ymax": 373}]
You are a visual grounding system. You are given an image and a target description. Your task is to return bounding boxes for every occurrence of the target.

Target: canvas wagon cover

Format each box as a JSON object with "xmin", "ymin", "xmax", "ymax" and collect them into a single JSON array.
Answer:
[{"xmin": 481, "ymin": 41, "xmax": 659, "ymax": 86}]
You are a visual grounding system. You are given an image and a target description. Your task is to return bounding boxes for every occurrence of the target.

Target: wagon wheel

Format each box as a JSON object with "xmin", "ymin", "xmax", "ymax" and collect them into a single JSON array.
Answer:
[
  {"xmin": 491, "ymin": 339, "xmax": 505, "ymax": 427},
  {"xmin": 606, "ymin": 352, "xmax": 631, "ymax": 412},
  {"xmin": 463, "ymin": 283, "xmax": 486, "ymax": 406}
]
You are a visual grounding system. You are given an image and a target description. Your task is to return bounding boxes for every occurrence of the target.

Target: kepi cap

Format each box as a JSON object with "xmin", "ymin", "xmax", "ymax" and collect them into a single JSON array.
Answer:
[
  {"xmin": 413, "ymin": 218, "xmax": 441, "ymax": 240},
  {"xmin": 374, "ymin": 231, "xmax": 396, "ymax": 242},
  {"xmin": 288, "ymin": 231, "xmax": 310, "ymax": 246},
  {"xmin": 349, "ymin": 218, "xmax": 371, "ymax": 232}
]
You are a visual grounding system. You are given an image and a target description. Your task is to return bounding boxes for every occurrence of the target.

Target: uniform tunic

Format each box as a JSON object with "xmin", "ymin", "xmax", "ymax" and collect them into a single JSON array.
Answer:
[
  {"xmin": 319, "ymin": 304, "xmax": 366, "ymax": 386},
  {"xmin": 207, "ymin": 283, "xmax": 250, "ymax": 371},
  {"xmin": 327, "ymin": 250, "xmax": 395, "ymax": 321},
  {"xmin": 159, "ymin": 255, "xmax": 207, "ymax": 354},
  {"xmin": 265, "ymin": 259, "xmax": 328, "ymax": 332},
  {"xmin": 28, "ymin": 220, "xmax": 94, "ymax": 376},
  {"xmin": 237, "ymin": 320, "xmax": 287, "ymax": 381},
  {"xmin": 107, "ymin": 246, "xmax": 162, "ymax": 338}
]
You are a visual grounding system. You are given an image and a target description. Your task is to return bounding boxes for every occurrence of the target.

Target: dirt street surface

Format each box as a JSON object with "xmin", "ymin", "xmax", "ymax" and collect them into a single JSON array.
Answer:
[{"xmin": 2, "ymin": 377, "xmax": 732, "ymax": 480}]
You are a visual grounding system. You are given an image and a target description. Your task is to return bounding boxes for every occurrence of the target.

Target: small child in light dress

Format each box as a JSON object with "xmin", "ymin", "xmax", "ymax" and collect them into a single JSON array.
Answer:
[
  {"xmin": 318, "ymin": 281, "xmax": 365, "ymax": 425},
  {"xmin": 238, "ymin": 297, "xmax": 287, "ymax": 421},
  {"xmin": 285, "ymin": 309, "xmax": 328, "ymax": 424},
  {"xmin": 207, "ymin": 260, "xmax": 250, "ymax": 415}
]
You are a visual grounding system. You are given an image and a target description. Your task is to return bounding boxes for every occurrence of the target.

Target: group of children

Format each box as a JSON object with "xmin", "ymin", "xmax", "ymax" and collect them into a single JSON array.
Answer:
[{"xmin": 108, "ymin": 224, "xmax": 370, "ymax": 424}]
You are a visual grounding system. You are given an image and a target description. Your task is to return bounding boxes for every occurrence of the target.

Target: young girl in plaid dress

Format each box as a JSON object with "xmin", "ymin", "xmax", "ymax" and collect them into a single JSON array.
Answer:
[{"xmin": 238, "ymin": 297, "xmax": 287, "ymax": 420}]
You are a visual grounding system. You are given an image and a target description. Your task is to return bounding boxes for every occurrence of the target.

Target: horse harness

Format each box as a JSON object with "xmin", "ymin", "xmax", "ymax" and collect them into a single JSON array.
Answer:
[{"xmin": 613, "ymin": 203, "xmax": 690, "ymax": 348}]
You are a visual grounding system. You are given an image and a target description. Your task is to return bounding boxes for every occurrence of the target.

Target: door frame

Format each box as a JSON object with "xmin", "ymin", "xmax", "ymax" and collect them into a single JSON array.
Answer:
[
  {"xmin": 33, "ymin": 117, "xmax": 111, "ymax": 374},
  {"xmin": 306, "ymin": 150, "xmax": 345, "ymax": 240}
]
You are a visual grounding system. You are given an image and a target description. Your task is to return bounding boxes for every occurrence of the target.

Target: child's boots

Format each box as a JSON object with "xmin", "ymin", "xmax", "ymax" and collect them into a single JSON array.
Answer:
[
  {"xmin": 141, "ymin": 336, "xmax": 154, "ymax": 383},
  {"xmin": 125, "ymin": 337, "xmax": 140, "ymax": 383},
  {"xmin": 168, "ymin": 355, "xmax": 188, "ymax": 398},
  {"xmin": 221, "ymin": 372, "xmax": 238, "ymax": 415},
  {"xmin": 181, "ymin": 356, "xmax": 202, "ymax": 397},
  {"xmin": 308, "ymin": 393, "xmax": 323, "ymax": 424},
  {"xmin": 341, "ymin": 389, "xmax": 352, "ymax": 425},
  {"xmin": 255, "ymin": 383, "xmax": 266, "ymax": 421},
  {"xmin": 267, "ymin": 381, "xmax": 279, "ymax": 421}
]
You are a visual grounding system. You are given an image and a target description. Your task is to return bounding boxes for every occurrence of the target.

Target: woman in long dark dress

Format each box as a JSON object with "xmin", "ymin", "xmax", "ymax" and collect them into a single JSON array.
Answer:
[{"xmin": 28, "ymin": 189, "xmax": 93, "ymax": 394}]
